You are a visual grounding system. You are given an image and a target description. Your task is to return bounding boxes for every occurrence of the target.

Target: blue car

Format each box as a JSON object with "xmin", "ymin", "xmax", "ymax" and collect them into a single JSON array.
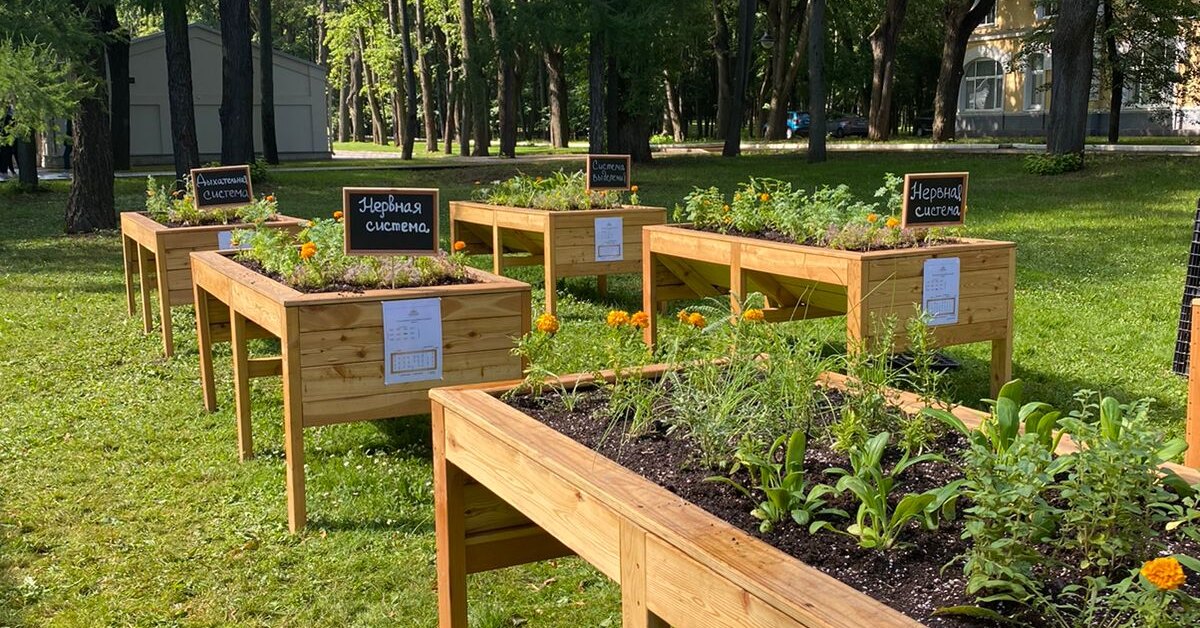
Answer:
[{"xmin": 786, "ymin": 111, "xmax": 811, "ymax": 138}]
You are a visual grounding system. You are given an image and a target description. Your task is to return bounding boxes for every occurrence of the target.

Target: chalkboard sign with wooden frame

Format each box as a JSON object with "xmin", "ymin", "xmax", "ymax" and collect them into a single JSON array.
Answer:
[
  {"xmin": 190, "ymin": 165, "xmax": 254, "ymax": 211},
  {"xmin": 585, "ymin": 154, "xmax": 632, "ymax": 192},
  {"xmin": 342, "ymin": 187, "xmax": 440, "ymax": 256},
  {"xmin": 901, "ymin": 172, "xmax": 968, "ymax": 229}
]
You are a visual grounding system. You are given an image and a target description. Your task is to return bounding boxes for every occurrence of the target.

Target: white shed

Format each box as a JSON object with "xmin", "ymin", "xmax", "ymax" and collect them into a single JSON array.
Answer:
[{"xmin": 126, "ymin": 24, "xmax": 330, "ymax": 164}]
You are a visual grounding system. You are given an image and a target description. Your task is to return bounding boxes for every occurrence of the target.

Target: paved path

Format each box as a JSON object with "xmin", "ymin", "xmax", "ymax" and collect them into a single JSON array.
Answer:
[{"xmin": 655, "ymin": 140, "xmax": 1200, "ymax": 155}]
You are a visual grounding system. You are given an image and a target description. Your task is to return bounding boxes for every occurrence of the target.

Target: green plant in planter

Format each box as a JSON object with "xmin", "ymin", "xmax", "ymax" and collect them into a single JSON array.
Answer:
[
  {"xmin": 815, "ymin": 431, "xmax": 961, "ymax": 550},
  {"xmin": 924, "ymin": 379, "xmax": 1064, "ymax": 458},
  {"xmin": 474, "ymin": 170, "xmax": 629, "ymax": 210},
  {"xmin": 144, "ymin": 175, "xmax": 246, "ymax": 226}
]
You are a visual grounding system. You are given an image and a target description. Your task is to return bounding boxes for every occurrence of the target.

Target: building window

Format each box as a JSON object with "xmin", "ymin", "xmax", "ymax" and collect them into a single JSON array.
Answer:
[
  {"xmin": 963, "ymin": 58, "xmax": 1004, "ymax": 111},
  {"xmin": 1035, "ymin": 1, "xmax": 1056, "ymax": 20},
  {"xmin": 1025, "ymin": 54, "xmax": 1048, "ymax": 110},
  {"xmin": 981, "ymin": 3, "xmax": 997, "ymax": 25}
]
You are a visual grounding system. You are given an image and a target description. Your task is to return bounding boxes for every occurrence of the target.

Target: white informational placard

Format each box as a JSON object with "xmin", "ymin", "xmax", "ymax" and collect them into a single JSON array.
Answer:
[
  {"xmin": 594, "ymin": 216, "xmax": 624, "ymax": 262},
  {"xmin": 382, "ymin": 298, "xmax": 443, "ymax": 385},
  {"xmin": 216, "ymin": 230, "xmax": 251, "ymax": 250},
  {"xmin": 922, "ymin": 257, "xmax": 960, "ymax": 326}
]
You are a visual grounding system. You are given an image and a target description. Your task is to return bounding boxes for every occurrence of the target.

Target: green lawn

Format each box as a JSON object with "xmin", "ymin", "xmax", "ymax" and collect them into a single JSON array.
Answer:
[
  {"xmin": 2, "ymin": 152, "xmax": 1198, "ymax": 626},
  {"xmin": 332, "ymin": 141, "xmax": 589, "ymax": 156}
]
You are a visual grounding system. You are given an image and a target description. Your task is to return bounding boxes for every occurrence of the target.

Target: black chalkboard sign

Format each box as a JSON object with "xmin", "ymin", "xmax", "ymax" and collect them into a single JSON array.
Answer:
[
  {"xmin": 901, "ymin": 172, "xmax": 969, "ymax": 228},
  {"xmin": 190, "ymin": 165, "xmax": 253, "ymax": 210},
  {"xmin": 342, "ymin": 187, "xmax": 440, "ymax": 256},
  {"xmin": 586, "ymin": 154, "xmax": 632, "ymax": 191}
]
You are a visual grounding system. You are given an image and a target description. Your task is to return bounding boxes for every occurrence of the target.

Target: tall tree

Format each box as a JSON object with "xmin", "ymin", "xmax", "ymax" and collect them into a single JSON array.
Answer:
[
  {"xmin": 66, "ymin": 0, "xmax": 115, "ymax": 233},
  {"xmin": 762, "ymin": 0, "xmax": 808, "ymax": 140},
  {"xmin": 459, "ymin": 0, "xmax": 489, "ymax": 156},
  {"xmin": 400, "ymin": 0, "xmax": 419, "ymax": 158},
  {"xmin": 1102, "ymin": 0, "xmax": 1124, "ymax": 143},
  {"xmin": 219, "ymin": 0, "xmax": 255, "ymax": 164},
  {"xmin": 867, "ymin": 0, "xmax": 908, "ymax": 141},
  {"xmin": 162, "ymin": 0, "xmax": 200, "ymax": 180},
  {"xmin": 259, "ymin": 0, "xmax": 280, "ymax": 164},
  {"xmin": 711, "ymin": 0, "xmax": 733, "ymax": 140},
  {"xmin": 414, "ymin": 0, "xmax": 439, "ymax": 152},
  {"xmin": 723, "ymin": 0, "xmax": 756, "ymax": 156},
  {"xmin": 931, "ymin": 0, "xmax": 995, "ymax": 142},
  {"xmin": 587, "ymin": 2, "xmax": 606, "ymax": 152},
  {"xmin": 486, "ymin": 0, "xmax": 520, "ymax": 157},
  {"xmin": 103, "ymin": 5, "xmax": 130, "ymax": 170},
  {"xmin": 807, "ymin": 0, "xmax": 826, "ymax": 163},
  {"xmin": 1047, "ymin": 0, "xmax": 1101, "ymax": 155}
]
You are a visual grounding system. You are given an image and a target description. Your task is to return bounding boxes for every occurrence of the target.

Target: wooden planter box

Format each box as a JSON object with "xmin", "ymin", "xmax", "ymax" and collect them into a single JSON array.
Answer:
[
  {"xmin": 449, "ymin": 201, "xmax": 667, "ymax": 314},
  {"xmin": 190, "ymin": 251, "xmax": 531, "ymax": 531},
  {"xmin": 120, "ymin": 211, "xmax": 306, "ymax": 357},
  {"xmin": 642, "ymin": 224, "xmax": 1017, "ymax": 394},
  {"xmin": 429, "ymin": 368, "xmax": 1200, "ymax": 627}
]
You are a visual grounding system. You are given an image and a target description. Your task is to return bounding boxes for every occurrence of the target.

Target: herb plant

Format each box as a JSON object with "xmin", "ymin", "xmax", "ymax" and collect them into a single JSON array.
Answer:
[{"xmin": 474, "ymin": 170, "xmax": 632, "ymax": 210}]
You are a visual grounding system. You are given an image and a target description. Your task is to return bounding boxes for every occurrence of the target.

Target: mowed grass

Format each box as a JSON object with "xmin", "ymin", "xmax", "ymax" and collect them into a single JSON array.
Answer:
[{"xmin": 1, "ymin": 152, "xmax": 1198, "ymax": 626}]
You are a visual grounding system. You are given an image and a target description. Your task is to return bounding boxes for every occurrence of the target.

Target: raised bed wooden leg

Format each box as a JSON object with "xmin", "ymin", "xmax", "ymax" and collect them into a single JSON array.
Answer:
[
  {"xmin": 642, "ymin": 244, "xmax": 658, "ymax": 349},
  {"xmin": 597, "ymin": 274, "xmax": 608, "ymax": 298},
  {"xmin": 729, "ymin": 249, "xmax": 746, "ymax": 316},
  {"xmin": 154, "ymin": 246, "xmax": 174, "ymax": 358},
  {"xmin": 1187, "ymin": 299, "xmax": 1200, "ymax": 468},
  {"xmin": 122, "ymin": 234, "xmax": 137, "ymax": 316},
  {"xmin": 137, "ymin": 244, "xmax": 154, "ymax": 334},
  {"xmin": 544, "ymin": 222, "xmax": 558, "ymax": 315},
  {"xmin": 282, "ymin": 309, "xmax": 307, "ymax": 533},
  {"xmin": 990, "ymin": 334, "xmax": 1013, "ymax": 398},
  {"xmin": 231, "ymin": 311, "xmax": 254, "ymax": 461},
  {"xmin": 620, "ymin": 520, "xmax": 668, "ymax": 628},
  {"xmin": 194, "ymin": 285, "xmax": 217, "ymax": 413},
  {"xmin": 492, "ymin": 223, "xmax": 504, "ymax": 276},
  {"xmin": 433, "ymin": 405, "xmax": 468, "ymax": 627}
]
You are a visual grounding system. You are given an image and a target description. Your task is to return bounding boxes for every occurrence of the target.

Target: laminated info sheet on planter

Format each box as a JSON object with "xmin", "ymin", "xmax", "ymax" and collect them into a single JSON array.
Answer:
[
  {"xmin": 922, "ymin": 257, "xmax": 960, "ymax": 326},
  {"xmin": 382, "ymin": 298, "xmax": 443, "ymax": 385},
  {"xmin": 594, "ymin": 216, "xmax": 624, "ymax": 262}
]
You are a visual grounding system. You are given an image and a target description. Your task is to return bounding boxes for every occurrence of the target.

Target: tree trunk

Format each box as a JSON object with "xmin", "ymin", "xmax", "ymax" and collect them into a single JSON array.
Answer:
[
  {"xmin": 545, "ymin": 47, "xmax": 569, "ymax": 148},
  {"xmin": 764, "ymin": 0, "xmax": 808, "ymax": 140},
  {"xmin": 588, "ymin": 22, "xmax": 606, "ymax": 153},
  {"xmin": 867, "ymin": 0, "xmax": 908, "ymax": 141},
  {"xmin": 460, "ymin": 0, "xmax": 489, "ymax": 156},
  {"xmin": 1048, "ymin": 0, "xmax": 1101, "ymax": 155},
  {"xmin": 663, "ymin": 70, "xmax": 685, "ymax": 142},
  {"xmin": 1103, "ymin": 0, "xmax": 1123, "ymax": 144},
  {"xmin": 219, "ymin": 0, "xmax": 255, "ymax": 165},
  {"xmin": 338, "ymin": 79, "xmax": 350, "ymax": 142},
  {"xmin": 356, "ymin": 30, "xmax": 385, "ymax": 145},
  {"xmin": 385, "ymin": 0, "xmax": 403, "ymax": 148},
  {"xmin": 400, "ymin": 0, "xmax": 420, "ymax": 158},
  {"xmin": 15, "ymin": 135, "xmax": 38, "ymax": 189},
  {"xmin": 807, "ymin": 0, "xmax": 826, "ymax": 163},
  {"xmin": 162, "ymin": 0, "xmax": 200, "ymax": 180},
  {"xmin": 259, "ymin": 0, "xmax": 280, "ymax": 164},
  {"xmin": 486, "ymin": 0, "xmax": 518, "ymax": 158},
  {"xmin": 66, "ymin": 0, "xmax": 115, "ymax": 233},
  {"xmin": 724, "ymin": 0, "xmax": 756, "ymax": 156},
  {"xmin": 349, "ymin": 51, "xmax": 364, "ymax": 142},
  {"xmin": 712, "ymin": 0, "xmax": 733, "ymax": 140},
  {"xmin": 103, "ymin": 5, "xmax": 131, "ymax": 171},
  {"xmin": 437, "ymin": 23, "xmax": 458, "ymax": 155},
  {"xmin": 932, "ymin": 0, "xmax": 995, "ymax": 142},
  {"xmin": 415, "ymin": 0, "xmax": 439, "ymax": 152}
]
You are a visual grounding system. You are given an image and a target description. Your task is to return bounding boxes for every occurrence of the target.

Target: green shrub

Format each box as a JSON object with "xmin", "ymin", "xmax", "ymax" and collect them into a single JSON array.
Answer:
[{"xmin": 1024, "ymin": 153, "xmax": 1084, "ymax": 176}]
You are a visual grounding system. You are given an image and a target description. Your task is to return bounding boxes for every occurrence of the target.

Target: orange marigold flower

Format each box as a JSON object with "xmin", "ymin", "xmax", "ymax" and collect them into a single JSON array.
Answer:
[
  {"xmin": 300, "ymin": 242, "xmax": 317, "ymax": 260},
  {"xmin": 453, "ymin": 240, "xmax": 467, "ymax": 251},
  {"xmin": 172, "ymin": 189, "xmax": 183, "ymax": 198},
  {"xmin": 266, "ymin": 195, "xmax": 276, "ymax": 202},
  {"xmin": 687, "ymin": 312, "xmax": 707, "ymax": 328},
  {"xmin": 867, "ymin": 213, "xmax": 879, "ymax": 223},
  {"xmin": 306, "ymin": 220, "xmax": 315, "ymax": 227},
  {"xmin": 630, "ymin": 311, "xmax": 650, "ymax": 329},
  {"xmin": 631, "ymin": 185, "xmax": 639, "ymax": 193},
  {"xmin": 606, "ymin": 310, "xmax": 630, "ymax": 327},
  {"xmin": 742, "ymin": 308, "xmax": 765, "ymax": 322},
  {"xmin": 677, "ymin": 309, "xmax": 691, "ymax": 323},
  {"xmin": 1142, "ymin": 557, "xmax": 1187, "ymax": 590},
  {"xmin": 759, "ymin": 193, "xmax": 770, "ymax": 202},
  {"xmin": 886, "ymin": 216, "xmax": 900, "ymax": 229},
  {"xmin": 333, "ymin": 210, "xmax": 343, "ymax": 220},
  {"xmin": 535, "ymin": 312, "xmax": 559, "ymax": 334}
]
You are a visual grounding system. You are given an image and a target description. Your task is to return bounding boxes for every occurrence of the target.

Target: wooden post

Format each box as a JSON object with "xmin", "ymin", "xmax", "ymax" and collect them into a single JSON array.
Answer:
[
  {"xmin": 282, "ymin": 308, "xmax": 307, "ymax": 532},
  {"xmin": 433, "ymin": 405, "xmax": 468, "ymax": 627},
  {"xmin": 620, "ymin": 520, "xmax": 668, "ymax": 628},
  {"xmin": 1188, "ymin": 298, "xmax": 1200, "ymax": 468},
  {"xmin": 153, "ymin": 242, "xmax": 174, "ymax": 357},
  {"xmin": 990, "ymin": 246, "xmax": 1017, "ymax": 396},
  {"xmin": 597, "ymin": 274, "xmax": 608, "ymax": 298},
  {"xmin": 137, "ymin": 244, "xmax": 154, "ymax": 334},
  {"xmin": 642, "ymin": 239, "xmax": 658, "ymax": 349},
  {"xmin": 122, "ymin": 234, "xmax": 137, "ymax": 316},
  {"xmin": 543, "ymin": 220, "xmax": 558, "ymax": 315},
  {"xmin": 194, "ymin": 283, "xmax": 218, "ymax": 413},
  {"xmin": 231, "ymin": 311, "xmax": 254, "ymax": 461},
  {"xmin": 729, "ymin": 246, "xmax": 745, "ymax": 316},
  {"xmin": 845, "ymin": 262, "xmax": 867, "ymax": 354},
  {"xmin": 491, "ymin": 220, "xmax": 504, "ymax": 276}
]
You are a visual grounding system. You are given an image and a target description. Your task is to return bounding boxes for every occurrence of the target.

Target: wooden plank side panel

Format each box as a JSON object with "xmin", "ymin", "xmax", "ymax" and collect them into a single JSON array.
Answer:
[
  {"xmin": 300, "ymin": 348, "xmax": 517, "ymax": 401},
  {"xmin": 297, "ymin": 291, "xmax": 527, "ymax": 333},
  {"xmin": 448, "ymin": 202, "xmax": 498, "ymax": 227},
  {"xmin": 863, "ymin": 267, "xmax": 1010, "ymax": 311},
  {"xmin": 739, "ymin": 244, "xmax": 851, "ymax": 286},
  {"xmin": 442, "ymin": 407, "xmax": 623, "ymax": 580},
  {"xmin": 298, "ymin": 315, "xmax": 523, "ymax": 367},
  {"xmin": 648, "ymin": 229, "xmax": 735, "ymax": 266},
  {"xmin": 864, "ymin": 246, "xmax": 1014, "ymax": 282}
]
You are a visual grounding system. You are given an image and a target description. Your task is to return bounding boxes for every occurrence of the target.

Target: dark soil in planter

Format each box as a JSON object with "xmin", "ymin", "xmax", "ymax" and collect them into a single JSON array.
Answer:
[
  {"xmin": 234, "ymin": 258, "xmax": 476, "ymax": 294},
  {"xmin": 505, "ymin": 386, "xmax": 1200, "ymax": 627},
  {"xmin": 684, "ymin": 224, "xmax": 960, "ymax": 253}
]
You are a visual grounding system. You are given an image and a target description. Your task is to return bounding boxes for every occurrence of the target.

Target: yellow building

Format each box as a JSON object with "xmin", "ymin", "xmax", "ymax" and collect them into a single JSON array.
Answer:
[{"xmin": 959, "ymin": 0, "xmax": 1200, "ymax": 136}]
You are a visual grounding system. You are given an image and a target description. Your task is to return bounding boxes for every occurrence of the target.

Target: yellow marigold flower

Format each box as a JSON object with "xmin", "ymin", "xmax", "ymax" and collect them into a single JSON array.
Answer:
[
  {"xmin": 630, "ymin": 311, "xmax": 650, "ymax": 329},
  {"xmin": 631, "ymin": 185, "xmax": 639, "ymax": 193},
  {"xmin": 306, "ymin": 220, "xmax": 314, "ymax": 227},
  {"xmin": 333, "ymin": 210, "xmax": 343, "ymax": 220},
  {"xmin": 886, "ymin": 216, "xmax": 900, "ymax": 229},
  {"xmin": 722, "ymin": 215, "xmax": 733, "ymax": 224},
  {"xmin": 687, "ymin": 312, "xmax": 706, "ymax": 328},
  {"xmin": 146, "ymin": 189, "xmax": 155, "ymax": 197},
  {"xmin": 535, "ymin": 312, "xmax": 559, "ymax": 334},
  {"xmin": 867, "ymin": 213, "xmax": 879, "ymax": 223},
  {"xmin": 453, "ymin": 240, "xmax": 467, "ymax": 251},
  {"xmin": 606, "ymin": 310, "xmax": 630, "ymax": 327},
  {"xmin": 742, "ymin": 308, "xmax": 765, "ymax": 322},
  {"xmin": 300, "ymin": 241, "xmax": 317, "ymax": 260},
  {"xmin": 759, "ymin": 193, "xmax": 770, "ymax": 202},
  {"xmin": 723, "ymin": 204, "xmax": 731, "ymax": 213},
  {"xmin": 1142, "ymin": 557, "xmax": 1187, "ymax": 590}
]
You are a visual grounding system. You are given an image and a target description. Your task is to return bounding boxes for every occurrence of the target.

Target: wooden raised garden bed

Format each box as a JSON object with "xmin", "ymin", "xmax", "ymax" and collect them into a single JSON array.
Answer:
[
  {"xmin": 429, "ymin": 367, "xmax": 1200, "ymax": 628},
  {"xmin": 190, "ymin": 250, "xmax": 531, "ymax": 531},
  {"xmin": 642, "ymin": 224, "xmax": 1016, "ymax": 394},
  {"xmin": 120, "ymin": 211, "xmax": 306, "ymax": 357},
  {"xmin": 449, "ymin": 201, "xmax": 667, "ymax": 314}
]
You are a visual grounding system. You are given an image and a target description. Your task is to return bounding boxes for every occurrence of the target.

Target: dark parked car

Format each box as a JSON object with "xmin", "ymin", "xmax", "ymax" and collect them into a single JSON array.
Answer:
[
  {"xmin": 913, "ymin": 113, "xmax": 935, "ymax": 137},
  {"xmin": 830, "ymin": 115, "xmax": 868, "ymax": 138}
]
